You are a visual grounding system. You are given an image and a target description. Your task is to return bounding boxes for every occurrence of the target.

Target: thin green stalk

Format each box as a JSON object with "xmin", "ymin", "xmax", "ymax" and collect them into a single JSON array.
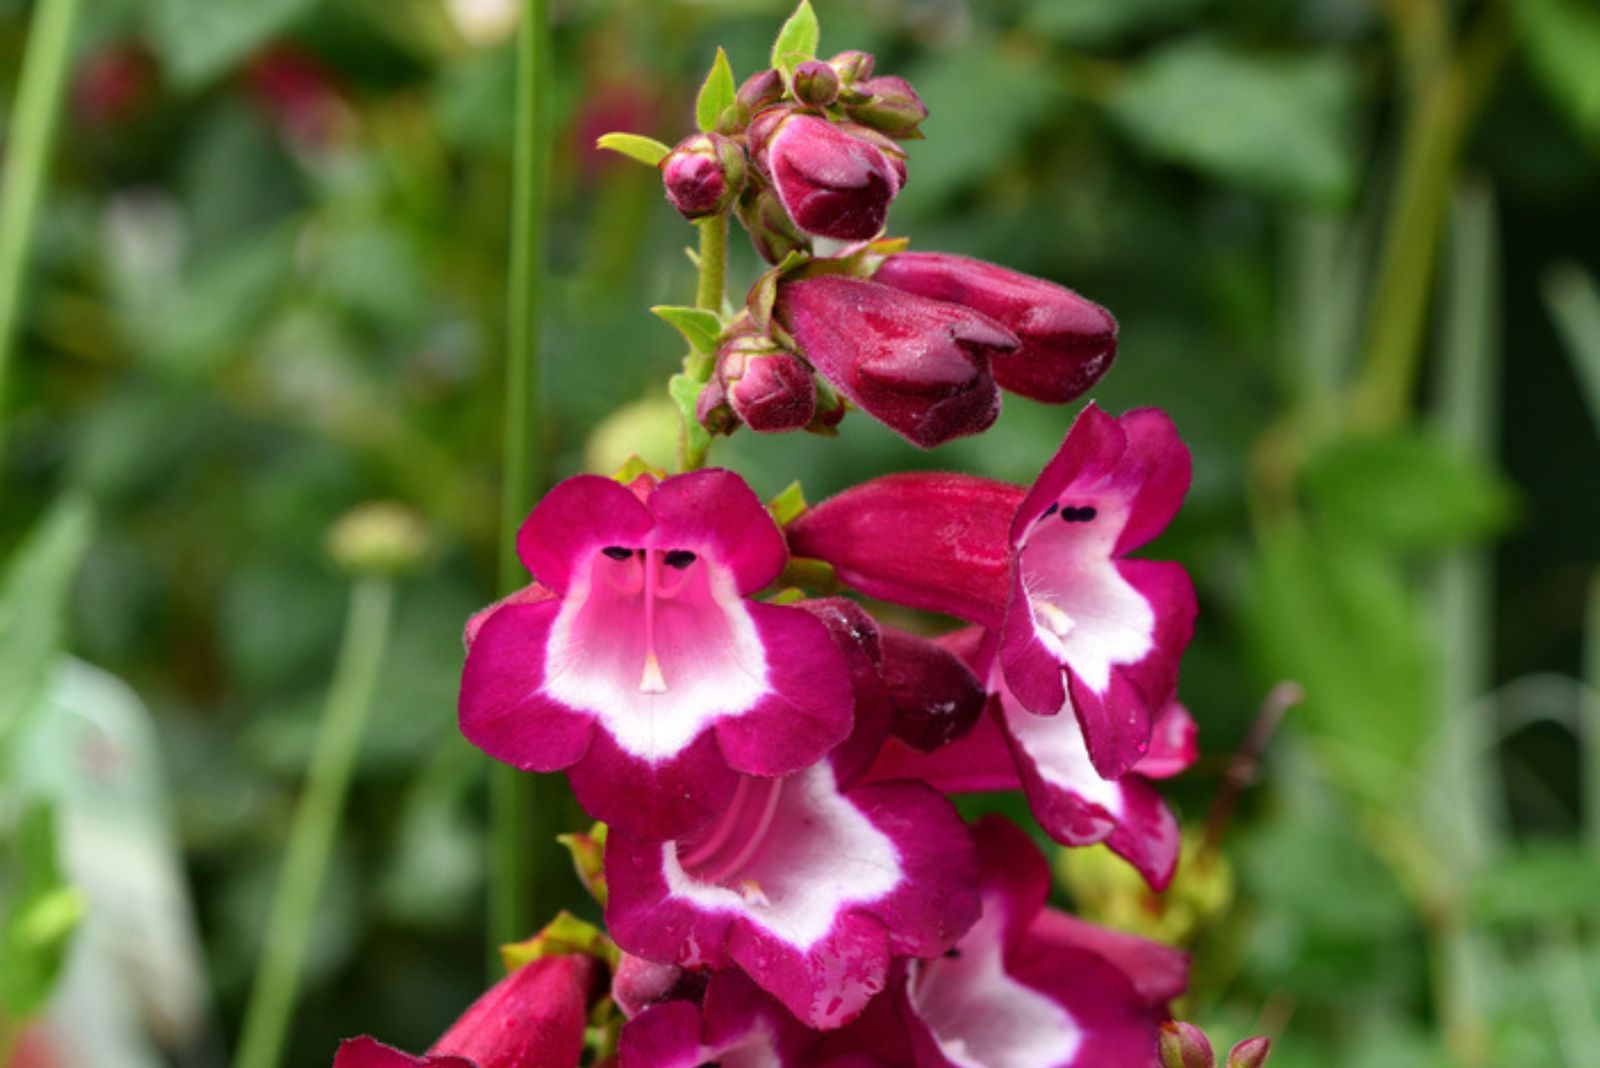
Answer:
[
  {"xmin": 1352, "ymin": 5, "xmax": 1508, "ymax": 430},
  {"xmin": 0, "ymin": 0, "xmax": 82, "ymax": 438},
  {"xmin": 695, "ymin": 214, "xmax": 729, "ymax": 315},
  {"xmin": 235, "ymin": 578, "xmax": 395, "ymax": 1068},
  {"xmin": 491, "ymin": 0, "xmax": 555, "ymax": 953},
  {"xmin": 1585, "ymin": 575, "xmax": 1600, "ymax": 855}
]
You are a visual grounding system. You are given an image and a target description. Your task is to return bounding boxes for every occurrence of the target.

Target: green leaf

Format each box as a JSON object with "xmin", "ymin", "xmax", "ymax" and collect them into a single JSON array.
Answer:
[
  {"xmin": 0, "ymin": 497, "xmax": 94, "ymax": 764},
  {"xmin": 1108, "ymin": 38, "xmax": 1359, "ymax": 206},
  {"xmin": 1467, "ymin": 843, "xmax": 1600, "ymax": 926},
  {"xmin": 668, "ymin": 373, "xmax": 712, "ymax": 468},
  {"xmin": 696, "ymin": 48, "xmax": 737, "ymax": 134},
  {"xmin": 149, "ymin": 0, "xmax": 317, "ymax": 90},
  {"xmin": 651, "ymin": 306, "xmax": 723, "ymax": 355},
  {"xmin": 767, "ymin": 482, "xmax": 809, "ymax": 526},
  {"xmin": 1242, "ymin": 525, "xmax": 1435, "ymax": 803},
  {"xmin": 1516, "ymin": 0, "xmax": 1600, "ymax": 143},
  {"xmin": 0, "ymin": 804, "xmax": 84, "ymax": 1020},
  {"xmin": 595, "ymin": 132, "xmax": 671, "ymax": 167},
  {"xmin": 770, "ymin": 1, "xmax": 820, "ymax": 72},
  {"xmin": 1301, "ymin": 431, "xmax": 1514, "ymax": 550}
]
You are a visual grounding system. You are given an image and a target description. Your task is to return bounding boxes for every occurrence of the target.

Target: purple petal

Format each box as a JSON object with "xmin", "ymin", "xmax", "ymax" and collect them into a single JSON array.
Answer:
[
  {"xmin": 1113, "ymin": 408, "xmax": 1192, "ymax": 556},
  {"xmin": 567, "ymin": 728, "xmax": 739, "ymax": 842},
  {"xmin": 516, "ymin": 474, "xmax": 655, "ymax": 595},
  {"xmin": 1133, "ymin": 702, "xmax": 1199, "ymax": 780},
  {"xmin": 647, "ymin": 469, "xmax": 788, "ymax": 595}
]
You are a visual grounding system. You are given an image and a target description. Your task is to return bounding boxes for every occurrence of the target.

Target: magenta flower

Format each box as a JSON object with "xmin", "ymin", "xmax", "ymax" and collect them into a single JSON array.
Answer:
[
  {"xmin": 788, "ymin": 404, "xmax": 1196, "ymax": 779},
  {"xmin": 603, "ymin": 744, "xmax": 980, "ymax": 1030},
  {"xmin": 660, "ymin": 132, "xmax": 746, "ymax": 220},
  {"xmin": 872, "ymin": 252, "xmax": 1118, "ymax": 404},
  {"xmin": 458, "ymin": 469, "xmax": 855, "ymax": 841},
  {"xmin": 751, "ymin": 110, "xmax": 905, "ymax": 243},
  {"xmin": 619, "ymin": 970, "xmax": 886, "ymax": 1068},
  {"xmin": 841, "ymin": 816, "xmax": 1187, "ymax": 1067},
  {"xmin": 777, "ymin": 274, "xmax": 1019, "ymax": 448},
  {"xmin": 333, "ymin": 954, "xmax": 596, "ymax": 1068}
]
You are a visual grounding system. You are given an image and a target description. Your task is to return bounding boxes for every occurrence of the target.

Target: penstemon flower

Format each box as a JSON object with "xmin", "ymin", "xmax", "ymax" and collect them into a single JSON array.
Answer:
[{"xmin": 459, "ymin": 468, "xmax": 856, "ymax": 841}]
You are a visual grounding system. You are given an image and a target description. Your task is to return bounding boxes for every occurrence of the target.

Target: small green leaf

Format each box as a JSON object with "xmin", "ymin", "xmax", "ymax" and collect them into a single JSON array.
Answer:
[
  {"xmin": 696, "ymin": 48, "xmax": 737, "ymax": 134},
  {"xmin": 669, "ymin": 374, "xmax": 713, "ymax": 469},
  {"xmin": 651, "ymin": 306, "xmax": 723, "ymax": 355},
  {"xmin": 0, "ymin": 804, "xmax": 84, "ymax": 1019},
  {"xmin": 767, "ymin": 482, "xmax": 809, "ymax": 525},
  {"xmin": 1301, "ymin": 431, "xmax": 1514, "ymax": 549},
  {"xmin": 595, "ymin": 132, "xmax": 671, "ymax": 167},
  {"xmin": 500, "ymin": 910, "xmax": 619, "ymax": 972},
  {"xmin": 770, "ymin": 1, "xmax": 820, "ymax": 72}
]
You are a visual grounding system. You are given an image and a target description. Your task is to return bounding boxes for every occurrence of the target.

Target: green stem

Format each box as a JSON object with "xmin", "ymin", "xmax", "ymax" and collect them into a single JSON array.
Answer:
[
  {"xmin": 1351, "ymin": 4, "xmax": 1507, "ymax": 430},
  {"xmin": 1585, "ymin": 574, "xmax": 1600, "ymax": 856},
  {"xmin": 234, "ymin": 578, "xmax": 395, "ymax": 1068},
  {"xmin": 695, "ymin": 214, "xmax": 729, "ymax": 316},
  {"xmin": 491, "ymin": 0, "xmax": 555, "ymax": 953},
  {"xmin": 0, "ymin": 0, "xmax": 82, "ymax": 446}
]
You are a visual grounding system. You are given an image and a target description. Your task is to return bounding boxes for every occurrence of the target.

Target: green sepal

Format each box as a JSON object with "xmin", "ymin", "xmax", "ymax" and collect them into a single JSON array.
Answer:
[
  {"xmin": 611, "ymin": 455, "xmax": 667, "ymax": 486},
  {"xmin": 595, "ymin": 132, "xmax": 672, "ymax": 167},
  {"xmin": 556, "ymin": 823, "xmax": 609, "ymax": 906},
  {"xmin": 696, "ymin": 48, "xmax": 737, "ymax": 134},
  {"xmin": 746, "ymin": 251, "xmax": 810, "ymax": 330},
  {"xmin": 651, "ymin": 305, "xmax": 724, "ymax": 355},
  {"xmin": 770, "ymin": 1, "xmax": 820, "ymax": 73},
  {"xmin": 776, "ymin": 557, "xmax": 837, "ymax": 594},
  {"xmin": 500, "ymin": 910, "xmax": 620, "ymax": 973},
  {"xmin": 767, "ymin": 588, "xmax": 806, "ymax": 606},
  {"xmin": 669, "ymin": 373, "xmax": 714, "ymax": 470},
  {"xmin": 767, "ymin": 481, "xmax": 808, "ymax": 525}
]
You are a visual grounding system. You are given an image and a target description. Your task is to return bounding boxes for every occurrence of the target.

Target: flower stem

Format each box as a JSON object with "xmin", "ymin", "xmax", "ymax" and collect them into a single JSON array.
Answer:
[
  {"xmin": 491, "ymin": 0, "xmax": 555, "ymax": 953},
  {"xmin": 695, "ymin": 214, "xmax": 729, "ymax": 315},
  {"xmin": 234, "ymin": 578, "xmax": 395, "ymax": 1068},
  {"xmin": 0, "ymin": 0, "xmax": 82, "ymax": 447}
]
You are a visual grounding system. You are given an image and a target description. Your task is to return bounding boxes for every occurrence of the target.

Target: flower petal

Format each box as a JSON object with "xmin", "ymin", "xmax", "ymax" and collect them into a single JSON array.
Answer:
[
  {"xmin": 1132, "ymin": 701, "xmax": 1198, "ymax": 781},
  {"xmin": 567, "ymin": 728, "xmax": 739, "ymax": 842},
  {"xmin": 647, "ymin": 469, "xmax": 788, "ymax": 595},
  {"xmin": 431, "ymin": 955, "xmax": 596, "ymax": 1068},
  {"xmin": 1113, "ymin": 408, "xmax": 1192, "ymax": 557},
  {"xmin": 334, "ymin": 1037, "xmax": 470, "ymax": 1068},
  {"xmin": 515, "ymin": 474, "xmax": 654, "ymax": 595}
]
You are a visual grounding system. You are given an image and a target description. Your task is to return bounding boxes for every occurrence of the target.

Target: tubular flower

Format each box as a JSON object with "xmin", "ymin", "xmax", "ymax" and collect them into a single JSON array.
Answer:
[
  {"xmin": 619, "ymin": 971, "xmax": 887, "ymax": 1068},
  {"xmin": 603, "ymin": 746, "xmax": 981, "ymax": 1031},
  {"xmin": 844, "ymin": 816, "xmax": 1186, "ymax": 1068},
  {"xmin": 872, "ymin": 252, "xmax": 1118, "ymax": 405},
  {"xmin": 750, "ymin": 110, "xmax": 905, "ymax": 244},
  {"xmin": 788, "ymin": 403, "xmax": 1196, "ymax": 779},
  {"xmin": 458, "ymin": 469, "xmax": 855, "ymax": 841},
  {"xmin": 776, "ymin": 274, "xmax": 1018, "ymax": 448},
  {"xmin": 333, "ymin": 954, "xmax": 596, "ymax": 1068}
]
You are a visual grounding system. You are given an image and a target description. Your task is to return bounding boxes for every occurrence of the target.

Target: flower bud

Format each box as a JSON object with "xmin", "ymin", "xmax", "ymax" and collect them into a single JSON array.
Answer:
[
  {"xmin": 694, "ymin": 372, "xmax": 737, "ymax": 435},
  {"xmin": 1159, "ymin": 1022, "xmax": 1216, "ymax": 1068},
  {"xmin": 872, "ymin": 251, "xmax": 1117, "ymax": 404},
  {"xmin": 878, "ymin": 624, "xmax": 987, "ymax": 751},
  {"xmin": 716, "ymin": 326, "xmax": 816, "ymax": 433},
  {"xmin": 751, "ymin": 112, "xmax": 902, "ymax": 243},
  {"xmin": 828, "ymin": 50, "xmax": 875, "ymax": 85},
  {"xmin": 327, "ymin": 501, "xmax": 430, "ymax": 577},
  {"xmin": 732, "ymin": 68, "xmax": 785, "ymax": 128},
  {"xmin": 791, "ymin": 59, "xmax": 840, "ymax": 107},
  {"xmin": 1227, "ymin": 1037, "xmax": 1272, "ymax": 1068},
  {"xmin": 659, "ymin": 132, "xmax": 745, "ymax": 219},
  {"xmin": 734, "ymin": 181, "xmax": 809, "ymax": 265},
  {"xmin": 844, "ymin": 75, "xmax": 928, "ymax": 138}
]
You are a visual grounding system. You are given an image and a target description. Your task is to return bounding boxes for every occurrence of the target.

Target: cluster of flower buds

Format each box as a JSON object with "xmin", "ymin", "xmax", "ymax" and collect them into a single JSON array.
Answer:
[{"xmin": 336, "ymin": 5, "xmax": 1272, "ymax": 1066}]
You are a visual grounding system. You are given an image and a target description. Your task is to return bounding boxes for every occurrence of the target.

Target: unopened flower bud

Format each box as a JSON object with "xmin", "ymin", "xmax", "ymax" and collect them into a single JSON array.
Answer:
[
  {"xmin": 327, "ymin": 501, "xmax": 429, "ymax": 577},
  {"xmin": 828, "ymin": 50, "xmax": 875, "ymax": 85},
  {"xmin": 732, "ymin": 68, "xmax": 785, "ymax": 128},
  {"xmin": 716, "ymin": 326, "xmax": 816, "ymax": 433},
  {"xmin": 734, "ymin": 181, "xmax": 809, "ymax": 265},
  {"xmin": 659, "ymin": 132, "xmax": 745, "ymax": 219},
  {"xmin": 750, "ymin": 112, "xmax": 903, "ymax": 243},
  {"xmin": 791, "ymin": 59, "xmax": 839, "ymax": 107},
  {"xmin": 1227, "ymin": 1037, "xmax": 1272, "ymax": 1068},
  {"xmin": 845, "ymin": 75, "xmax": 928, "ymax": 138},
  {"xmin": 695, "ymin": 373, "xmax": 737, "ymax": 435},
  {"xmin": 1159, "ymin": 1022, "xmax": 1216, "ymax": 1068}
]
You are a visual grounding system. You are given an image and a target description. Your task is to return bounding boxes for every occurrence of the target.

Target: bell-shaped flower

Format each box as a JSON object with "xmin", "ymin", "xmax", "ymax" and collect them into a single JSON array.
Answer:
[
  {"xmin": 619, "ymin": 970, "xmax": 887, "ymax": 1068},
  {"xmin": 603, "ymin": 740, "xmax": 981, "ymax": 1030},
  {"xmin": 788, "ymin": 404, "xmax": 1196, "ymax": 779},
  {"xmin": 750, "ymin": 110, "xmax": 905, "ymax": 243},
  {"xmin": 872, "ymin": 251, "xmax": 1117, "ymax": 404},
  {"xmin": 459, "ymin": 469, "xmax": 856, "ymax": 841},
  {"xmin": 777, "ymin": 274, "xmax": 1018, "ymax": 448},
  {"xmin": 841, "ymin": 816, "xmax": 1187, "ymax": 1067},
  {"xmin": 333, "ymin": 954, "xmax": 596, "ymax": 1068}
]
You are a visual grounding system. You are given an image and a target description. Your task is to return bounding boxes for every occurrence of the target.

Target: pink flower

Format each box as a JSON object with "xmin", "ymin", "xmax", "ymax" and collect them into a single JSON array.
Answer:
[
  {"xmin": 603, "ymin": 742, "xmax": 980, "ymax": 1030},
  {"xmin": 751, "ymin": 111, "xmax": 905, "ymax": 243},
  {"xmin": 788, "ymin": 404, "xmax": 1196, "ymax": 780},
  {"xmin": 619, "ymin": 971, "xmax": 887, "ymax": 1067},
  {"xmin": 776, "ymin": 274, "xmax": 1019, "ymax": 448},
  {"xmin": 333, "ymin": 954, "xmax": 596, "ymax": 1068},
  {"xmin": 872, "ymin": 252, "xmax": 1118, "ymax": 404},
  {"xmin": 458, "ymin": 470, "xmax": 855, "ymax": 841},
  {"xmin": 841, "ymin": 816, "xmax": 1188, "ymax": 1067}
]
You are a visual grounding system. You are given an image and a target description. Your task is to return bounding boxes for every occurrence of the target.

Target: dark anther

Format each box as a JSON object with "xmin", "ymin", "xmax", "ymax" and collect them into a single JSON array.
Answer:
[
  {"xmin": 601, "ymin": 546, "xmax": 633, "ymax": 561},
  {"xmin": 944, "ymin": 948, "xmax": 962, "ymax": 959},
  {"xmin": 1061, "ymin": 506, "xmax": 1097, "ymax": 523},
  {"xmin": 1041, "ymin": 502, "xmax": 1059, "ymax": 519},
  {"xmin": 664, "ymin": 549, "xmax": 698, "ymax": 569}
]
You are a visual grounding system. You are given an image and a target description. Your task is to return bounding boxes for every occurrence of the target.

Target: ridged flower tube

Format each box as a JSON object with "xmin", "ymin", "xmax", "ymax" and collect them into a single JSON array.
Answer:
[{"xmin": 459, "ymin": 469, "xmax": 855, "ymax": 841}]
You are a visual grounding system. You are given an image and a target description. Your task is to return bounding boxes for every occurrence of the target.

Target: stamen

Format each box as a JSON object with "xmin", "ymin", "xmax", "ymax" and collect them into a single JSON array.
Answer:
[
  {"xmin": 639, "ymin": 550, "xmax": 666, "ymax": 692},
  {"xmin": 1060, "ymin": 505, "xmax": 1097, "ymax": 523},
  {"xmin": 640, "ymin": 652, "xmax": 667, "ymax": 694},
  {"xmin": 601, "ymin": 545, "xmax": 633, "ymax": 560},
  {"xmin": 664, "ymin": 549, "xmax": 697, "ymax": 569},
  {"xmin": 1033, "ymin": 598, "xmax": 1075, "ymax": 638}
]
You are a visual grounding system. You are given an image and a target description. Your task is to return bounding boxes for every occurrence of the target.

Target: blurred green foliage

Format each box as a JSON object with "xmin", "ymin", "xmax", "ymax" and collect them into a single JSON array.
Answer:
[{"xmin": 0, "ymin": 0, "xmax": 1598, "ymax": 1065}]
